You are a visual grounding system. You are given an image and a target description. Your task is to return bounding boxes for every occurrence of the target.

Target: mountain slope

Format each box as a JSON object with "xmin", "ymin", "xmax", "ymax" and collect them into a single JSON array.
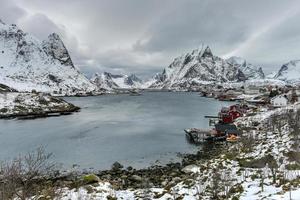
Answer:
[
  {"xmin": 274, "ymin": 60, "xmax": 300, "ymax": 83},
  {"xmin": 0, "ymin": 21, "xmax": 96, "ymax": 95}
]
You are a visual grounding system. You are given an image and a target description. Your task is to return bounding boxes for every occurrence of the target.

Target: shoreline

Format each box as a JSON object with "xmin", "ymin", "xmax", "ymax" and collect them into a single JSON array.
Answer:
[
  {"xmin": 53, "ymin": 102, "xmax": 300, "ymax": 199},
  {"xmin": 1, "ymin": 91, "xmax": 300, "ymax": 199}
]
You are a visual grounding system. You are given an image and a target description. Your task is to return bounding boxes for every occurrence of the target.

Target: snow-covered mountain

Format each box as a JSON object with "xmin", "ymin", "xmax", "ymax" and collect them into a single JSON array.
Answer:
[
  {"xmin": 149, "ymin": 45, "xmax": 266, "ymax": 90},
  {"xmin": 0, "ymin": 20, "xmax": 96, "ymax": 95},
  {"xmin": 274, "ymin": 60, "xmax": 300, "ymax": 83},
  {"xmin": 226, "ymin": 56, "xmax": 265, "ymax": 79},
  {"xmin": 90, "ymin": 72, "xmax": 119, "ymax": 90},
  {"xmin": 91, "ymin": 72, "xmax": 143, "ymax": 89}
]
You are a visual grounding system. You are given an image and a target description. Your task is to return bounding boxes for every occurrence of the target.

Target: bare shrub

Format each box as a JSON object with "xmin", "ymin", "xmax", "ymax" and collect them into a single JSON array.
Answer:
[
  {"xmin": 0, "ymin": 147, "xmax": 59, "ymax": 200},
  {"xmin": 211, "ymin": 168, "xmax": 221, "ymax": 199},
  {"xmin": 239, "ymin": 134, "xmax": 255, "ymax": 153}
]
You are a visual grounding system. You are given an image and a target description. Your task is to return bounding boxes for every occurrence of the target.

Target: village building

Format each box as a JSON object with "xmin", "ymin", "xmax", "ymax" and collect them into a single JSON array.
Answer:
[{"xmin": 270, "ymin": 95, "xmax": 288, "ymax": 108}]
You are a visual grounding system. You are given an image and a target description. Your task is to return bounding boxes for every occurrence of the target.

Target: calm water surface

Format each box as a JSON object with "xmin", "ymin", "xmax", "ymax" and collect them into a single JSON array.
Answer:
[{"xmin": 0, "ymin": 92, "xmax": 232, "ymax": 170}]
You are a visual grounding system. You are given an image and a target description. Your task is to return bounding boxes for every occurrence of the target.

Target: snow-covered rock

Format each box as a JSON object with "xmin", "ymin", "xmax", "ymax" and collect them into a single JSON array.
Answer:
[
  {"xmin": 149, "ymin": 45, "xmax": 260, "ymax": 90},
  {"xmin": 274, "ymin": 60, "xmax": 300, "ymax": 83},
  {"xmin": 181, "ymin": 164, "xmax": 200, "ymax": 174},
  {"xmin": 91, "ymin": 72, "xmax": 143, "ymax": 89},
  {"xmin": 0, "ymin": 92, "xmax": 79, "ymax": 118},
  {"xmin": 226, "ymin": 56, "xmax": 265, "ymax": 79},
  {"xmin": 42, "ymin": 33, "xmax": 75, "ymax": 68},
  {"xmin": 0, "ymin": 20, "xmax": 96, "ymax": 95}
]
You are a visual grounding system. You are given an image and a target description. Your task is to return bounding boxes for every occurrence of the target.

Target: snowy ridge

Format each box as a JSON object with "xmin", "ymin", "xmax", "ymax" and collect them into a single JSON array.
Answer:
[
  {"xmin": 0, "ymin": 21, "xmax": 96, "ymax": 95},
  {"xmin": 91, "ymin": 72, "xmax": 143, "ymax": 89},
  {"xmin": 274, "ymin": 60, "xmax": 300, "ymax": 83},
  {"xmin": 226, "ymin": 56, "xmax": 265, "ymax": 79},
  {"xmin": 150, "ymin": 45, "xmax": 265, "ymax": 90}
]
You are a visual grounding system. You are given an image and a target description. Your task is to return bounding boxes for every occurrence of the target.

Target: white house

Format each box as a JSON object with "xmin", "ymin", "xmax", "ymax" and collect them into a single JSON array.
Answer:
[{"xmin": 270, "ymin": 95, "xmax": 288, "ymax": 108}]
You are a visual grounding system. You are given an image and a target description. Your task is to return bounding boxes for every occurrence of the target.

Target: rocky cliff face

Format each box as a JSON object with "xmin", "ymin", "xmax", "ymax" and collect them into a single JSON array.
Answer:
[
  {"xmin": 0, "ymin": 20, "xmax": 96, "ymax": 95},
  {"xmin": 42, "ymin": 33, "xmax": 75, "ymax": 68}
]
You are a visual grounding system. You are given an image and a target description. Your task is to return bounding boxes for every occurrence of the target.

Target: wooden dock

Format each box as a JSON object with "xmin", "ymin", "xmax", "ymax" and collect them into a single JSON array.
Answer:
[
  {"xmin": 204, "ymin": 115, "xmax": 219, "ymax": 119},
  {"xmin": 184, "ymin": 128, "xmax": 212, "ymax": 144}
]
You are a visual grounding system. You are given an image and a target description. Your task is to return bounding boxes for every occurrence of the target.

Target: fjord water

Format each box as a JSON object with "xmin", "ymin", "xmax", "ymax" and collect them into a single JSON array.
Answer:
[{"xmin": 0, "ymin": 92, "xmax": 232, "ymax": 170}]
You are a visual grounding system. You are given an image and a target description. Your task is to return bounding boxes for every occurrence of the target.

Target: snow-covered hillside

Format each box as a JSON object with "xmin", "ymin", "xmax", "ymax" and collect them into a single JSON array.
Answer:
[
  {"xmin": 0, "ymin": 20, "xmax": 96, "ymax": 95},
  {"xmin": 91, "ymin": 72, "xmax": 143, "ymax": 89},
  {"xmin": 149, "ymin": 45, "xmax": 265, "ymax": 90},
  {"xmin": 274, "ymin": 60, "xmax": 300, "ymax": 83}
]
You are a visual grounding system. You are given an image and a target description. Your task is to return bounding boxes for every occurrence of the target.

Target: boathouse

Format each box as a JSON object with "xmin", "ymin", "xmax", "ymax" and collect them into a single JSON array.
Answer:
[
  {"xmin": 271, "ymin": 95, "xmax": 288, "ymax": 108},
  {"xmin": 219, "ymin": 105, "xmax": 243, "ymax": 123}
]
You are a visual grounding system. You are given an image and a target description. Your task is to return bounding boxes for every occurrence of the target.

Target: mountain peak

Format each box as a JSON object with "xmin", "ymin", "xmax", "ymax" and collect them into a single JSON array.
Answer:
[
  {"xmin": 48, "ymin": 33, "xmax": 61, "ymax": 41},
  {"xmin": 201, "ymin": 46, "xmax": 213, "ymax": 58},
  {"xmin": 42, "ymin": 33, "xmax": 74, "ymax": 68},
  {"xmin": 0, "ymin": 23, "xmax": 95, "ymax": 94},
  {"xmin": 274, "ymin": 60, "xmax": 300, "ymax": 82}
]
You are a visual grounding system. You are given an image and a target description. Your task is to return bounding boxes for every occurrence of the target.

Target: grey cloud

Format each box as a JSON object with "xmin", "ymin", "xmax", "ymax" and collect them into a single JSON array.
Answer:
[
  {"xmin": 20, "ymin": 13, "xmax": 66, "ymax": 39},
  {"xmin": 0, "ymin": 0, "xmax": 26, "ymax": 24},
  {"xmin": 133, "ymin": 0, "xmax": 249, "ymax": 54},
  {"xmin": 2, "ymin": 0, "xmax": 300, "ymax": 77}
]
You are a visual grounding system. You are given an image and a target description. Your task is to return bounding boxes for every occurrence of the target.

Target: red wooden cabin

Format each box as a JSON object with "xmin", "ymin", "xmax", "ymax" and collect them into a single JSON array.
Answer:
[{"xmin": 218, "ymin": 105, "xmax": 244, "ymax": 123}]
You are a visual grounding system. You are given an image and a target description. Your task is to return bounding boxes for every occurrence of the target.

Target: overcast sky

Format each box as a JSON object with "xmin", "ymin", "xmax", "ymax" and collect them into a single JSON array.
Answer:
[{"xmin": 1, "ymin": 0, "xmax": 300, "ymax": 78}]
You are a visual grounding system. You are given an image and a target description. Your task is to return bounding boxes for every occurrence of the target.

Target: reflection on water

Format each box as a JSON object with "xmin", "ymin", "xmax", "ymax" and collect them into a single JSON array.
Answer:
[{"xmin": 0, "ymin": 92, "xmax": 232, "ymax": 170}]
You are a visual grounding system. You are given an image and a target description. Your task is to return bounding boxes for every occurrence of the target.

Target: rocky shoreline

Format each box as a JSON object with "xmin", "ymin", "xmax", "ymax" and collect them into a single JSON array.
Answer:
[
  {"xmin": 55, "ymin": 142, "xmax": 224, "ymax": 190},
  {"xmin": 50, "ymin": 103, "xmax": 300, "ymax": 199}
]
